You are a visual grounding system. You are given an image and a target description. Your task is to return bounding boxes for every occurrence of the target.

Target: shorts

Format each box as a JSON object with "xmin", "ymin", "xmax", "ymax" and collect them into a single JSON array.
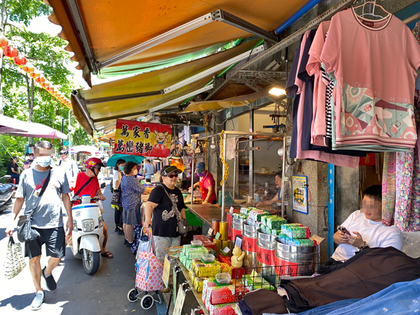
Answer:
[
  {"xmin": 122, "ymin": 204, "xmax": 142, "ymax": 225},
  {"xmin": 25, "ymin": 227, "xmax": 66, "ymax": 259},
  {"xmin": 153, "ymin": 235, "xmax": 181, "ymax": 263}
]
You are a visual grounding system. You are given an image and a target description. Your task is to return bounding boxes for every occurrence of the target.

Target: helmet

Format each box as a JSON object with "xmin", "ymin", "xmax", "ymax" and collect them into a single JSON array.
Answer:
[
  {"xmin": 59, "ymin": 149, "xmax": 69, "ymax": 155},
  {"xmin": 85, "ymin": 157, "xmax": 104, "ymax": 169}
]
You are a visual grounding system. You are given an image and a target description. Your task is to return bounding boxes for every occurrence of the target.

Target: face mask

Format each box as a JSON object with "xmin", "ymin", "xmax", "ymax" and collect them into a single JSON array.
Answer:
[
  {"xmin": 119, "ymin": 166, "xmax": 124, "ymax": 171},
  {"xmin": 34, "ymin": 156, "xmax": 52, "ymax": 168},
  {"xmin": 197, "ymin": 172, "xmax": 205, "ymax": 177}
]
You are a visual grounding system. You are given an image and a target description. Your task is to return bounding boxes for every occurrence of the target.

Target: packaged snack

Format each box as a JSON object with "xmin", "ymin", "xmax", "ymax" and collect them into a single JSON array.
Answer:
[
  {"xmin": 202, "ymin": 278, "xmax": 215, "ymax": 303},
  {"xmin": 193, "ymin": 277, "xmax": 206, "ymax": 293},
  {"xmin": 186, "ymin": 246, "xmax": 209, "ymax": 259},
  {"xmin": 209, "ymin": 285, "xmax": 248, "ymax": 305},
  {"xmin": 266, "ymin": 216, "xmax": 287, "ymax": 229},
  {"xmin": 209, "ymin": 303, "xmax": 238, "ymax": 315},
  {"xmin": 285, "ymin": 236, "xmax": 315, "ymax": 246},
  {"xmin": 193, "ymin": 261, "xmax": 222, "ymax": 277},
  {"xmin": 281, "ymin": 225, "xmax": 311, "ymax": 239},
  {"xmin": 219, "ymin": 263, "xmax": 232, "ymax": 276},
  {"xmin": 278, "ymin": 233, "xmax": 287, "ymax": 244}
]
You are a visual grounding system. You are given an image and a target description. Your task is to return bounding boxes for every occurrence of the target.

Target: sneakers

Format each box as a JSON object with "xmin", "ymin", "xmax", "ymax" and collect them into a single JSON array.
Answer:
[
  {"xmin": 31, "ymin": 291, "xmax": 45, "ymax": 311},
  {"xmin": 42, "ymin": 267, "xmax": 57, "ymax": 291}
]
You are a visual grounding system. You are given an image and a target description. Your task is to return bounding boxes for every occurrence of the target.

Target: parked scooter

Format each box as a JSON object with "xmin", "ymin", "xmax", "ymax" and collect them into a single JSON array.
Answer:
[
  {"xmin": 0, "ymin": 175, "xmax": 15, "ymax": 213},
  {"xmin": 70, "ymin": 195, "xmax": 104, "ymax": 275}
]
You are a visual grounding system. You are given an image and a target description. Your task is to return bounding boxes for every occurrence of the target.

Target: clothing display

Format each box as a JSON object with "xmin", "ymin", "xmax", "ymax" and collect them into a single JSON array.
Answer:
[
  {"xmin": 381, "ymin": 152, "xmax": 396, "ymax": 226},
  {"xmin": 288, "ymin": 6, "xmax": 420, "ymax": 168}
]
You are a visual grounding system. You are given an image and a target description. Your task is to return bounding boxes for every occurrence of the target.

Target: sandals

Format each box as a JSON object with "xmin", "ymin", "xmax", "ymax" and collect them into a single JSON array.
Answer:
[{"xmin": 101, "ymin": 251, "xmax": 114, "ymax": 258}]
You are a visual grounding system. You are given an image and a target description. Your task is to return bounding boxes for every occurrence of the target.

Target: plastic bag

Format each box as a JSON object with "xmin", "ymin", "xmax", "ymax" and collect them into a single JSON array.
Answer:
[{"xmin": 3, "ymin": 236, "xmax": 27, "ymax": 280}]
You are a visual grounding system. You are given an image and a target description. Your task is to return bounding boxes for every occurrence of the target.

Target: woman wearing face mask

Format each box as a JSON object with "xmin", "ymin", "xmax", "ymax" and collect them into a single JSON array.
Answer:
[
  {"xmin": 120, "ymin": 161, "xmax": 152, "ymax": 249},
  {"xmin": 111, "ymin": 159, "xmax": 125, "ymax": 234},
  {"xmin": 190, "ymin": 162, "xmax": 217, "ymax": 205}
]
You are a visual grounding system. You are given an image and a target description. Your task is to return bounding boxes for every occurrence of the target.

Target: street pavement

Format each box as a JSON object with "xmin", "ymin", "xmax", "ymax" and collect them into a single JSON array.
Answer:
[{"xmin": 0, "ymin": 180, "xmax": 165, "ymax": 315}]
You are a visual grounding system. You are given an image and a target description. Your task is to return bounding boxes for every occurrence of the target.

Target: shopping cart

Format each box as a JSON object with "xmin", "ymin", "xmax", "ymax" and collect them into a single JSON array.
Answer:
[{"xmin": 127, "ymin": 227, "xmax": 165, "ymax": 310}]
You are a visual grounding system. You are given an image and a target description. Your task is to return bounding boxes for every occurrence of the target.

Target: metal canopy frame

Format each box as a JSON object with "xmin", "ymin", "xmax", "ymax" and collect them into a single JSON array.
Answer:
[
  {"xmin": 65, "ymin": 8, "xmax": 279, "ymax": 71},
  {"xmin": 205, "ymin": 0, "xmax": 355, "ymax": 101},
  {"xmin": 66, "ymin": 0, "xmax": 98, "ymax": 74},
  {"xmin": 219, "ymin": 130, "xmax": 286, "ymax": 221}
]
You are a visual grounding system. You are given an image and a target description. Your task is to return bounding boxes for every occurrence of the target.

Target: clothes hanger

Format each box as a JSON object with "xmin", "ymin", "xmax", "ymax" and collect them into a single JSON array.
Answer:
[{"xmin": 352, "ymin": 0, "xmax": 390, "ymax": 20}]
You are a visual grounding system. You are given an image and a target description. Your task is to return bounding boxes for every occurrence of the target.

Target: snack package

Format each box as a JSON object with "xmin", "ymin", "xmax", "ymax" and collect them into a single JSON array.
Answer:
[
  {"xmin": 266, "ymin": 216, "xmax": 287, "ymax": 229},
  {"xmin": 193, "ymin": 277, "xmax": 207, "ymax": 293},
  {"xmin": 202, "ymin": 278, "xmax": 215, "ymax": 303},
  {"xmin": 193, "ymin": 261, "xmax": 222, "ymax": 277},
  {"xmin": 209, "ymin": 303, "xmax": 239, "ymax": 315},
  {"xmin": 285, "ymin": 236, "xmax": 316, "ymax": 246},
  {"xmin": 242, "ymin": 274, "xmax": 275, "ymax": 290},
  {"xmin": 186, "ymin": 246, "xmax": 209, "ymax": 259},
  {"xmin": 281, "ymin": 225, "xmax": 311, "ymax": 239},
  {"xmin": 209, "ymin": 284, "xmax": 248, "ymax": 305},
  {"xmin": 219, "ymin": 263, "xmax": 232, "ymax": 276},
  {"xmin": 278, "ymin": 233, "xmax": 287, "ymax": 244}
]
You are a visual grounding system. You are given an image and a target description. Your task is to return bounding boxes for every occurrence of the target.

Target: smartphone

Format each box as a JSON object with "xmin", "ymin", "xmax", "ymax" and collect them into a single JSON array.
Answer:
[{"xmin": 337, "ymin": 225, "xmax": 351, "ymax": 236}]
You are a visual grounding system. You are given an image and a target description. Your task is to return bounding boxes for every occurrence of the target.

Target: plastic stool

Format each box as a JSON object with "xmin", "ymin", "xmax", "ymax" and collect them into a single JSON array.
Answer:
[{"xmin": 8, "ymin": 178, "xmax": 16, "ymax": 185}]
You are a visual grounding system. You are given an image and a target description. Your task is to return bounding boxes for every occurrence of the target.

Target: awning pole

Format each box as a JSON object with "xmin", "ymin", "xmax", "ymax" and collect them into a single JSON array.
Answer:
[
  {"xmin": 191, "ymin": 155, "xmax": 195, "ymax": 205},
  {"xmin": 221, "ymin": 132, "xmax": 227, "ymax": 221}
]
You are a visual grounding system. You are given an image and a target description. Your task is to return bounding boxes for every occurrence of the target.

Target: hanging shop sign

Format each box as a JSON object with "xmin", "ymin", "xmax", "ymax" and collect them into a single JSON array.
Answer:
[
  {"xmin": 113, "ymin": 119, "xmax": 172, "ymax": 157},
  {"xmin": 292, "ymin": 175, "xmax": 308, "ymax": 214},
  {"xmin": 359, "ymin": 153, "xmax": 375, "ymax": 166}
]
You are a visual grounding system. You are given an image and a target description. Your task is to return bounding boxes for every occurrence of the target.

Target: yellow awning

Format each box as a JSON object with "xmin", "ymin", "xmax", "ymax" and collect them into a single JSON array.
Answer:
[
  {"xmin": 76, "ymin": 41, "xmax": 259, "ymax": 131},
  {"xmin": 48, "ymin": 0, "xmax": 310, "ymax": 81}
]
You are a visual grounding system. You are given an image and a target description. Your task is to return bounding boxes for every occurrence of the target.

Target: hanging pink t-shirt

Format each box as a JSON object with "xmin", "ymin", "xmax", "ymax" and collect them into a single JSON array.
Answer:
[
  {"xmin": 307, "ymin": 21, "xmax": 331, "ymax": 146},
  {"xmin": 321, "ymin": 9, "xmax": 420, "ymax": 148},
  {"xmin": 295, "ymin": 31, "xmax": 360, "ymax": 168}
]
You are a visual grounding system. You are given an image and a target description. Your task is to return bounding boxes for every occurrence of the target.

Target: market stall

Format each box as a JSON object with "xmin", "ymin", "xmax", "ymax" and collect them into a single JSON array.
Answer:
[{"xmin": 166, "ymin": 205, "xmax": 320, "ymax": 315}]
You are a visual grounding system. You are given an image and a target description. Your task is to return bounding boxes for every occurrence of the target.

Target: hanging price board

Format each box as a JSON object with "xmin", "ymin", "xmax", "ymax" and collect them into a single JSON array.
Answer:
[
  {"xmin": 162, "ymin": 256, "xmax": 171, "ymax": 288},
  {"xmin": 173, "ymin": 285, "xmax": 186, "ymax": 315}
]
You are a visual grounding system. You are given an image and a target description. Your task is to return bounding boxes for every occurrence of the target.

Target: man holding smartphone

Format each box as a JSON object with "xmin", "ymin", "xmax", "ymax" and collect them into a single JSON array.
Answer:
[{"xmin": 320, "ymin": 185, "xmax": 403, "ymax": 274}]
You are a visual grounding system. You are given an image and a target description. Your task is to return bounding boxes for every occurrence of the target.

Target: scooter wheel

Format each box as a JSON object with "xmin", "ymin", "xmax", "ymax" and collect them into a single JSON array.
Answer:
[
  {"xmin": 140, "ymin": 294, "xmax": 154, "ymax": 310},
  {"xmin": 127, "ymin": 288, "xmax": 139, "ymax": 302}
]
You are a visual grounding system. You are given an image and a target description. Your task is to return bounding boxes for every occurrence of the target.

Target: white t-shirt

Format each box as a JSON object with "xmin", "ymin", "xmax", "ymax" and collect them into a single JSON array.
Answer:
[
  {"xmin": 113, "ymin": 171, "xmax": 120, "ymax": 190},
  {"xmin": 331, "ymin": 210, "xmax": 403, "ymax": 262},
  {"xmin": 57, "ymin": 159, "xmax": 79, "ymax": 188}
]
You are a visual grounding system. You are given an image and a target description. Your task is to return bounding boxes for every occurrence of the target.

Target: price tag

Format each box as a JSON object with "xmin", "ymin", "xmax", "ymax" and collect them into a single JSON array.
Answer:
[
  {"xmin": 162, "ymin": 256, "xmax": 171, "ymax": 288},
  {"xmin": 223, "ymin": 247, "xmax": 230, "ymax": 254},
  {"xmin": 173, "ymin": 285, "xmax": 186, "ymax": 315},
  {"xmin": 207, "ymin": 228, "xmax": 214, "ymax": 236},
  {"xmin": 234, "ymin": 236, "xmax": 243, "ymax": 249},
  {"xmin": 229, "ymin": 206, "xmax": 234, "ymax": 214},
  {"xmin": 215, "ymin": 232, "xmax": 221, "ymax": 240}
]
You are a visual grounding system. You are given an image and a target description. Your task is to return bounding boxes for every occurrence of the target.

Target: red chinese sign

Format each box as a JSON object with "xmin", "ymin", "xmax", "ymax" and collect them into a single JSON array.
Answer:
[{"xmin": 113, "ymin": 119, "xmax": 172, "ymax": 158}]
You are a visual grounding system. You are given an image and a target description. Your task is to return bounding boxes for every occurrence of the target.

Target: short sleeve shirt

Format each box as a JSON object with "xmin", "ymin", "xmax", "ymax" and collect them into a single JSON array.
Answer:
[
  {"xmin": 331, "ymin": 210, "xmax": 403, "ymax": 262},
  {"xmin": 147, "ymin": 185, "xmax": 185, "ymax": 237},
  {"xmin": 73, "ymin": 172, "xmax": 100, "ymax": 204},
  {"xmin": 16, "ymin": 168, "xmax": 70, "ymax": 229},
  {"xmin": 120, "ymin": 175, "xmax": 145, "ymax": 210},
  {"xmin": 199, "ymin": 171, "xmax": 217, "ymax": 203}
]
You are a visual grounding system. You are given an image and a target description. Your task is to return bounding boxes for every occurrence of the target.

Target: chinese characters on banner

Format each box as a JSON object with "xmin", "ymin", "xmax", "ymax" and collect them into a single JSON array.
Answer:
[{"xmin": 113, "ymin": 119, "xmax": 172, "ymax": 158}]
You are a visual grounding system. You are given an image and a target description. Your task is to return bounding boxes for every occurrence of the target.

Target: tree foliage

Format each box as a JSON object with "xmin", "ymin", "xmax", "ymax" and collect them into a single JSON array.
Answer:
[{"xmin": 0, "ymin": 0, "xmax": 91, "ymax": 176}]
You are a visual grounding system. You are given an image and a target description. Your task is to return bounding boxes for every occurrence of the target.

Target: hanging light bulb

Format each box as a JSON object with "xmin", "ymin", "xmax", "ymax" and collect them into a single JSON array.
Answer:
[{"xmin": 210, "ymin": 137, "xmax": 216, "ymax": 149}]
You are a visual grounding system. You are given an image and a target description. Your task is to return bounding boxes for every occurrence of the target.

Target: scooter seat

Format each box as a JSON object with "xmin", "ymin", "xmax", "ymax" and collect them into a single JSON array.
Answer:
[{"xmin": 0, "ymin": 184, "xmax": 14, "ymax": 194}]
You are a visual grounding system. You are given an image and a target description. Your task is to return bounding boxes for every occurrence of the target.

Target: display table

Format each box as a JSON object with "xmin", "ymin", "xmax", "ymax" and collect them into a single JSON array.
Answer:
[
  {"xmin": 175, "ymin": 257, "xmax": 209, "ymax": 315},
  {"xmin": 186, "ymin": 204, "xmax": 224, "ymax": 234}
]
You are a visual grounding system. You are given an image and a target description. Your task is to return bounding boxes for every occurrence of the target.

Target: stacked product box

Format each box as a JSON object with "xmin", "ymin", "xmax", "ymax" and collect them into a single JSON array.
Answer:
[
  {"xmin": 259, "ymin": 215, "xmax": 287, "ymax": 236},
  {"xmin": 179, "ymin": 245, "xmax": 209, "ymax": 270},
  {"xmin": 242, "ymin": 273, "xmax": 275, "ymax": 290},
  {"xmin": 278, "ymin": 224, "xmax": 316, "ymax": 246}
]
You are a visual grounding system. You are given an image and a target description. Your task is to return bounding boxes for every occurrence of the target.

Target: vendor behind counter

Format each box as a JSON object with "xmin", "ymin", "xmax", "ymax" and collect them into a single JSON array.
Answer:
[
  {"xmin": 190, "ymin": 162, "xmax": 217, "ymax": 205},
  {"xmin": 256, "ymin": 171, "xmax": 284, "ymax": 207}
]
